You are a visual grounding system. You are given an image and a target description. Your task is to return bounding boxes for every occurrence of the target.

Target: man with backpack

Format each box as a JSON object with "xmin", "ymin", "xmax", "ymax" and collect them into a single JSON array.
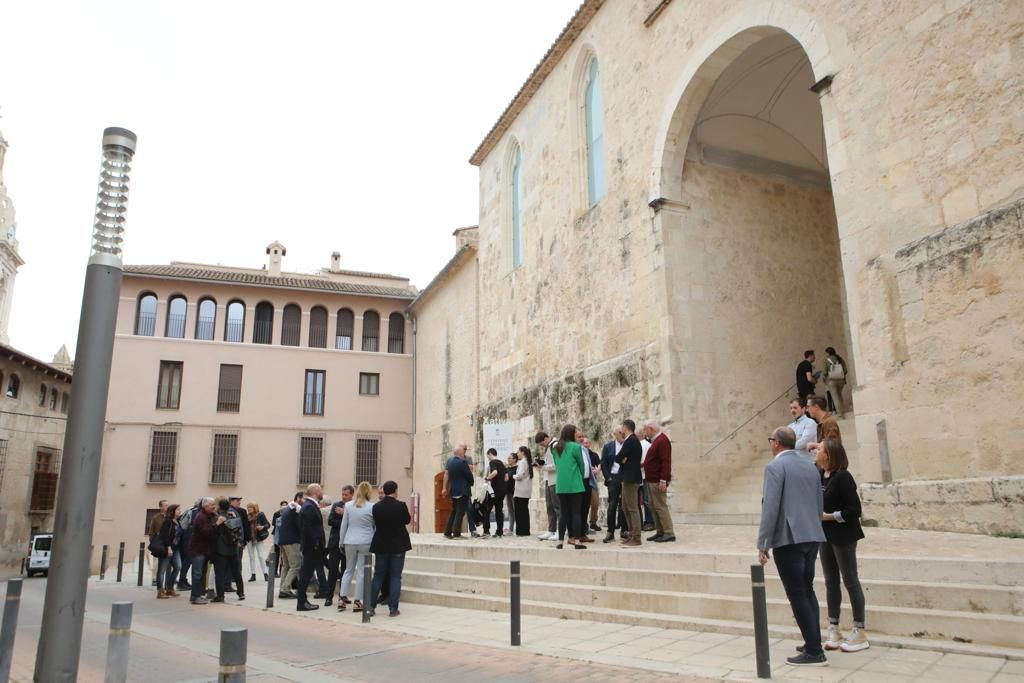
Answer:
[
  {"xmin": 176, "ymin": 498, "xmax": 202, "ymax": 591},
  {"xmin": 211, "ymin": 498, "xmax": 245, "ymax": 602}
]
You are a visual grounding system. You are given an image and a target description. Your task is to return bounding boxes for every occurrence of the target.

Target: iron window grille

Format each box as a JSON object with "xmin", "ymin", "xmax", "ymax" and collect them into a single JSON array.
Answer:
[
  {"xmin": 355, "ymin": 435, "xmax": 380, "ymax": 487},
  {"xmin": 210, "ymin": 432, "xmax": 239, "ymax": 484},
  {"xmin": 29, "ymin": 448, "xmax": 61, "ymax": 512},
  {"xmin": 148, "ymin": 430, "xmax": 179, "ymax": 483},
  {"xmin": 298, "ymin": 434, "xmax": 324, "ymax": 485}
]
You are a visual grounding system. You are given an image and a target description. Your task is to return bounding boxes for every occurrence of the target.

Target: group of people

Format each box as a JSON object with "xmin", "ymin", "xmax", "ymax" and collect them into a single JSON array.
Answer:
[
  {"xmin": 441, "ymin": 418, "xmax": 676, "ymax": 548},
  {"xmin": 145, "ymin": 479, "xmax": 412, "ymax": 618}
]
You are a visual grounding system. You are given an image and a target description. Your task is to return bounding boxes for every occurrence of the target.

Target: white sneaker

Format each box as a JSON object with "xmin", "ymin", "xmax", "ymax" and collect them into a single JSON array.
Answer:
[
  {"xmin": 839, "ymin": 628, "xmax": 870, "ymax": 652},
  {"xmin": 823, "ymin": 624, "xmax": 844, "ymax": 651},
  {"xmin": 537, "ymin": 531, "xmax": 552, "ymax": 540}
]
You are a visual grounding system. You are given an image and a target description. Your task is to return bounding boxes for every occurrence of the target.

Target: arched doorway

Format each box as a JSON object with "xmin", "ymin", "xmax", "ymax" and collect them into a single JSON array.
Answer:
[{"xmin": 655, "ymin": 27, "xmax": 855, "ymax": 513}]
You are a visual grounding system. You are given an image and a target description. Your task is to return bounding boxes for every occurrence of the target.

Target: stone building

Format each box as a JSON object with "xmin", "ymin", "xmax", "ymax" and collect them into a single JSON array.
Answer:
[
  {"xmin": 92, "ymin": 245, "xmax": 417, "ymax": 554},
  {"xmin": 412, "ymin": 0, "xmax": 1024, "ymax": 533}
]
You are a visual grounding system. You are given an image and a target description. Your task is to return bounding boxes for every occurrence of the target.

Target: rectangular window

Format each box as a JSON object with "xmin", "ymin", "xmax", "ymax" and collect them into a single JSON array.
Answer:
[
  {"xmin": 358, "ymin": 372, "xmax": 380, "ymax": 396},
  {"xmin": 0, "ymin": 439, "xmax": 9, "ymax": 493},
  {"xmin": 210, "ymin": 432, "xmax": 238, "ymax": 484},
  {"xmin": 303, "ymin": 369, "xmax": 325, "ymax": 416},
  {"xmin": 355, "ymin": 435, "xmax": 380, "ymax": 486},
  {"xmin": 29, "ymin": 448, "xmax": 60, "ymax": 512},
  {"xmin": 156, "ymin": 361, "xmax": 183, "ymax": 410},
  {"xmin": 217, "ymin": 364, "xmax": 243, "ymax": 412},
  {"xmin": 298, "ymin": 434, "xmax": 324, "ymax": 485},
  {"xmin": 148, "ymin": 430, "xmax": 178, "ymax": 483}
]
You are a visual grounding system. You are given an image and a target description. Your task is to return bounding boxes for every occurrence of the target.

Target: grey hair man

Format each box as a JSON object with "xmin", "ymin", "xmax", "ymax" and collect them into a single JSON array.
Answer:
[
  {"xmin": 641, "ymin": 420, "xmax": 675, "ymax": 543},
  {"xmin": 757, "ymin": 426, "xmax": 828, "ymax": 666}
]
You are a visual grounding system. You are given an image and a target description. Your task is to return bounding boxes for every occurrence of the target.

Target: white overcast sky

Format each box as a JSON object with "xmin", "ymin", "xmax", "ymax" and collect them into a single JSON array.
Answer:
[{"xmin": 1, "ymin": 0, "xmax": 581, "ymax": 361}]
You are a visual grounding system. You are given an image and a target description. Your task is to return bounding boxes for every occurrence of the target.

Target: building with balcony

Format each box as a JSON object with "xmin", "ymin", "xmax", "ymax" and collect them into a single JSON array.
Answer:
[{"xmin": 93, "ymin": 244, "xmax": 417, "ymax": 549}]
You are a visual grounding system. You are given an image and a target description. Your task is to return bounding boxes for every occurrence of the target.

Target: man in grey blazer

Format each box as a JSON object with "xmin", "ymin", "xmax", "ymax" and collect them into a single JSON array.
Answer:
[{"xmin": 758, "ymin": 426, "xmax": 828, "ymax": 667}]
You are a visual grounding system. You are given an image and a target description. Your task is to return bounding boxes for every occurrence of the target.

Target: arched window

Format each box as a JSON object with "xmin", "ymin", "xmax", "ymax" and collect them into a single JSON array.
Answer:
[
  {"xmin": 195, "ymin": 297, "xmax": 217, "ymax": 340},
  {"xmin": 281, "ymin": 304, "xmax": 301, "ymax": 346},
  {"xmin": 225, "ymin": 300, "xmax": 246, "ymax": 343},
  {"xmin": 38, "ymin": 383, "xmax": 47, "ymax": 407},
  {"xmin": 6, "ymin": 374, "xmax": 19, "ymax": 398},
  {"xmin": 511, "ymin": 144, "xmax": 523, "ymax": 268},
  {"xmin": 49, "ymin": 388, "xmax": 58, "ymax": 410},
  {"xmin": 254, "ymin": 302, "xmax": 274, "ymax": 344},
  {"xmin": 309, "ymin": 306, "xmax": 328, "ymax": 348},
  {"xmin": 584, "ymin": 57, "xmax": 606, "ymax": 206},
  {"xmin": 165, "ymin": 295, "xmax": 187, "ymax": 338},
  {"xmin": 335, "ymin": 308, "xmax": 354, "ymax": 350},
  {"xmin": 61, "ymin": 392, "xmax": 69, "ymax": 414},
  {"xmin": 135, "ymin": 293, "xmax": 157, "ymax": 336},
  {"xmin": 387, "ymin": 313, "xmax": 405, "ymax": 354},
  {"xmin": 361, "ymin": 311, "xmax": 380, "ymax": 352}
]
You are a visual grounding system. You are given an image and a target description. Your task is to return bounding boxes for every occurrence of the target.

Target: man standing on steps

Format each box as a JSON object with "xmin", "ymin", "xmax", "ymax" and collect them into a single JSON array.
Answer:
[
  {"xmin": 600, "ymin": 427, "xmax": 626, "ymax": 542},
  {"xmin": 806, "ymin": 395, "xmax": 842, "ymax": 453},
  {"xmin": 616, "ymin": 419, "xmax": 644, "ymax": 547},
  {"xmin": 642, "ymin": 421, "xmax": 676, "ymax": 543},
  {"xmin": 758, "ymin": 426, "xmax": 828, "ymax": 667},
  {"xmin": 796, "ymin": 350, "xmax": 818, "ymax": 406},
  {"xmin": 535, "ymin": 431, "xmax": 561, "ymax": 541},
  {"xmin": 442, "ymin": 443, "xmax": 474, "ymax": 539},
  {"xmin": 789, "ymin": 398, "xmax": 818, "ymax": 459}
]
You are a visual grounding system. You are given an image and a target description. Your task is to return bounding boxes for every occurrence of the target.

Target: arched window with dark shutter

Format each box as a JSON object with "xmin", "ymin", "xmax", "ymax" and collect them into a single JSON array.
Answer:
[
  {"xmin": 281, "ymin": 304, "xmax": 301, "ymax": 346},
  {"xmin": 6, "ymin": 374, "xmax": 20, "ymax": 398},
  {"xmin": 254, "ymin": 302, "xmax": 274, "ymax": 344},
  {"xmin": 165, "ymin": 295, "xmax": 187, "ymax": 338},
  {"xmin": 361, "ymin": 311, "xmax": 380, "ymax": 352},
  {"xmin": 335, "ymin": 308, "xmax": 354, "ymax": 350},
  {"xmin": 309, "ymin": 306, "xmax": 328, "ymax": 348},
  {"xmin": 387, "ymin": 313, "xmax": 405, "ymax": 354},
  {"xmin": 39, "ymin": 383, "xmax": 47, "ymax": 406}
]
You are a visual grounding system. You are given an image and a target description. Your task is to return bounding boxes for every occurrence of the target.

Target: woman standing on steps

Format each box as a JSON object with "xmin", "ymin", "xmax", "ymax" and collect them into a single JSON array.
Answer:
[
  {"xmin": 817, "ymin": 438, "xmax": 869, "ymax": 652},
  {"xmin": 512, "ymin": 446, "xmax": 533, "ymax": 536},
  {"xmin": 551, "ymin": 424, "xmax": 588, "ymax": 550}
]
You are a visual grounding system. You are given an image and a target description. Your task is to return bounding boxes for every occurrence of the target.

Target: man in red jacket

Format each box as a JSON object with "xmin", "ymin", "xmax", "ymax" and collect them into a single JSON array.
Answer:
[{"xmin": 642, "ymin": 421, "xmax": 676, "ymax": 543}]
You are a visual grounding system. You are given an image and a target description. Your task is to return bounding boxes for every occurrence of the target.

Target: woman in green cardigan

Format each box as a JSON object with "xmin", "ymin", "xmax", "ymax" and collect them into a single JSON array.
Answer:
[{"xmin": 551, "ymin": 424, "xmax": 588, "ymax": 549}]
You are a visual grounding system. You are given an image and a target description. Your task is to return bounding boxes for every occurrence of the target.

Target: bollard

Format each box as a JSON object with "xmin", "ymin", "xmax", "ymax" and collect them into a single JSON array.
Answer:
[
  {"xmin": 0, "ymin": 579, "xmax": 23, "ymax": 683},
  {"xmin": 751, "ymin": 564, "xmax": 771, "ymax": 679},
  {"xmin": 116, "ymin": 541, "xmax": 125, "ymax": 582},
  {"xmin": 265, "ymin": 553, "xmax": 277, "ymax": 608},
  {"xmin": 219, "ymin": 628, "xmax": 247, "ymax": 682},
  {"xmin": 361, "ymin": 553, "xmax": 372, "ymax": 623},
  {"xmin": 100, "ymin": 544, "xmax": 109, "ymax": 580},
  {"xmin": 104, "ymin": 601, "xmax": 132, "ymax": 683},
  {"xmin": 137, "ymin": 542, "xmax": 145, "ymax": 587},
  {"xmin": 510, "ymin": 560, "xmax": 521, "ymax": 646}
]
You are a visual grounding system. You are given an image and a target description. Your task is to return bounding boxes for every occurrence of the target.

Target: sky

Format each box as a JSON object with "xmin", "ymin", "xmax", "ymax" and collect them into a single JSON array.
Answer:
[{"xmin": 1, "ymin": 0, "xmax": 582, "ymax": 361}]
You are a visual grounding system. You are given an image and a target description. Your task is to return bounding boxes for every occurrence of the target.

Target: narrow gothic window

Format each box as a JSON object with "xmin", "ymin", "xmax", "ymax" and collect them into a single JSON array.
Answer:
[
  {"xmin": 511, "ymin": 144, "xmax": 523, "ymax": 268},
  {"xmin": 585, "ymin": 57, "xmax": 606, "ymax": 206}
]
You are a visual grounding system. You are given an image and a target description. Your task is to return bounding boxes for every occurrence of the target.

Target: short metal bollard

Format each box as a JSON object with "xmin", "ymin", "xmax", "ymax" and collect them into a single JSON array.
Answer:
[
  {"xmin": 0, "ymin": 578, "xmax": 23, "ymax": 683},
  {"xmin": 361, "ymin": 553, "xmax": 372, "ymax": 623},
  {"xmin": 265, "ymin": 552, "xmax": 277, "ymax": 608},
  {"xmin": 137, "ymin": 542, "xmax": 145, "ymax": 587},
  {"xmin": 510, "ymin": 560, "xmax": 521, "ymax": 646},
  {"xmin": 751, "ymin": 564, "xmax": 771, "ymax": 679},
  {"xmin": 116, "ymin": 541, "xmax": 126, "ymax": 582},
  {"xmin": 100, "ymin": 544, "xmax": 109, "ymax": 580},
  {"xmin": 219, "ymin": 628, "xmax": 247, "ymax": 682},
  {"xmin": 104, "ymin": 601, "xmax": 132, "ymax": 683}
]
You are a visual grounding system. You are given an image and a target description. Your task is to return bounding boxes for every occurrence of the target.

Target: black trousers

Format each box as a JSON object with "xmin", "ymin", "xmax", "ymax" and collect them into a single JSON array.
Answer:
[
  {"xmin": 483, "ymin": 493, "xmax": 505, "ymax": 535},
  {"xmin": 579, "ymin": 489, "xmax": 591, "ymax": 531},
  {"xmin": 513, "ymin": 497, "xmax": 531, "ymax": 536},
  {"xmin": 296, "ymin": 546, "xmax": 322, "ymax": 605},
  {"xmin": 606, "ymin": 478, "xmax": 625, "ymax": 534},
  {"xmin": 212, "ymin": 552, "xmax": 243, "ymax": 599},
  {"xmin": 325, "ymin": 544, "xmax": 345, "ymax": 599},
  {"xmin": 557, "ymin": 492, "xmax": 585, "ymax": 541},
  {"xmin": 444, "ymin": 497, "xmax": 468, "ymax": 536}
]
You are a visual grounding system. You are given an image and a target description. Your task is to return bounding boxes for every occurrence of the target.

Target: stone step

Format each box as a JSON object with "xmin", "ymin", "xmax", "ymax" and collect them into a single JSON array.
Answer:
[
  {"xmin": 405, "ymin": 555, "xmax": 1024, "ymax": 616},
  {"xmin": 675, "ymin": 512, "xmax": 760, "ymax": 525},
  {"xmin": 400, "ymin": 585, "xmax": 1024, "ymax": 660},
  {"xmin": 409, "ymin": 542, "xmax": 1024, "ymax": 586}
]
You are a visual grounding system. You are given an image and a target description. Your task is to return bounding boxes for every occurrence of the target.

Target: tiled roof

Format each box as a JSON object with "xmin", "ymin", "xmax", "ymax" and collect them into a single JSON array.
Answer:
[
  {"xmin": 125, "ymin": 265, "xmax": 417, "ymax": 300},
  {"xmin": 0, "ymin": 342, "xmax": 73, "ymax": 383},
  {"xmin": 469, "ymin": 0, "xmax": 604, "ymax": 166}
]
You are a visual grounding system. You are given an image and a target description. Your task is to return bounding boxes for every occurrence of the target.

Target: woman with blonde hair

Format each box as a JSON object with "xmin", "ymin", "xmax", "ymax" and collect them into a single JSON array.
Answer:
[
  {"xmin": 246, "ymin": 502, "xmax": 271, "ymax": 582},
  {"xmin": 337, "ymin": 481, "xmax": 375, "ymax": 612}
]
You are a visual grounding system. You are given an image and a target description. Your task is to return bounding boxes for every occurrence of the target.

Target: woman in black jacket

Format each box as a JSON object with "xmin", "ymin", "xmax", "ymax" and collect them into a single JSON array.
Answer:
[{"xmin": 816, "ymin": 438, "xmax": 868, "ymax": 652}]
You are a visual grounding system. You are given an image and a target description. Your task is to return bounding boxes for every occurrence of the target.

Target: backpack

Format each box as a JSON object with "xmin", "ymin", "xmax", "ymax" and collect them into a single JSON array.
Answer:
[
  {"xmin": 179, "ymin": 504, "xmax": 200, "ymax": 531},
  {"xmin": 827, "ymin": 358, "xmax": 846, "ymax": 380},
  {"xmin": 223, "ymin": 511, "xmax": 243, "ymax": 547}
]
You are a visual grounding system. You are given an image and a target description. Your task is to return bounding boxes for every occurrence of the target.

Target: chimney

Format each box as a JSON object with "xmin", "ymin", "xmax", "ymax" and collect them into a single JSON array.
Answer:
[
  {"xmin": 330, "ymin": 251, "xmax": 341, "ymax": 273},
  {"xmin": 453, "ymin": 226, "xmax": 479, "ymax": 251},
  {"xmin": 266, "ymin": 241, "xmax": 286, "ymax": 277}
]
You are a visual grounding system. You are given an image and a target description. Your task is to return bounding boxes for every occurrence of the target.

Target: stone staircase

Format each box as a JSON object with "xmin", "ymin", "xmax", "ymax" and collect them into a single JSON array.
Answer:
[
  {"xmin": 402, "ymin": 529, "xmax": 1024, "ymax": 659},
  {"xmin": 677, "ymin": 417, "xmax": 859, "ymax": 526}
]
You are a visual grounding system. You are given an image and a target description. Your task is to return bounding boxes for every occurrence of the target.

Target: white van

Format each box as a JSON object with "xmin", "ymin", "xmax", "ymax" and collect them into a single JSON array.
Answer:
[{"xmin": 26, "ymin": 533, "xmax": 53, "ymax": 577}]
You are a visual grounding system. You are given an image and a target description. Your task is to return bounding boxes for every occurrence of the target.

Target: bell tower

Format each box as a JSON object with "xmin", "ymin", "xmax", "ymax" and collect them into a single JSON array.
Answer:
[{"xmin": 0, "ymin": 122, "xmax": 25, "ymax": 346}]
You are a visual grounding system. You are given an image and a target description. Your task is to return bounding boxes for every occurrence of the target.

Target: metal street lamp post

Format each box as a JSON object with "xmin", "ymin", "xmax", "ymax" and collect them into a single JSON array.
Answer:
[{"xmin": 34, "ymin": 127, "xmax": 137, "ymax": 682}]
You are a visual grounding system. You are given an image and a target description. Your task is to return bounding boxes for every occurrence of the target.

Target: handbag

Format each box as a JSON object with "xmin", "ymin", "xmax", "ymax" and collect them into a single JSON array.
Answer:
[{"xmin": 147, "ymin": 533, "xmax": 166, "ymax": 557}]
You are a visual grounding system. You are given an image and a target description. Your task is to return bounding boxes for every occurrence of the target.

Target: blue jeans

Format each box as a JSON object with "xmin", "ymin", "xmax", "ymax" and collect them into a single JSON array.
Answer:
[
  {"xmin": 370, "ymin": 552, "xmax": 405, "ymax": 613},
  {"xmin": 773, "ymin": 542, "xmax": 823, "ymax": 656},
  {"xmin": 190, "ymin": 554, "xmax": 208, "ymax": 600}
]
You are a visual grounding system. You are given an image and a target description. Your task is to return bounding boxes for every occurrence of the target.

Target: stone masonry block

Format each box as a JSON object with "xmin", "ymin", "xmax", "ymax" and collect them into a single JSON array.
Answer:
[
  {"xmin": 859, "ymin": 482, "xmax": 899, "ymax": 506},
  {"xmin": 994, "ymin": 476, "xmax": 1024, "ymax": 503},
  {"xmin": 897, "ymin": 478, "xmax": 996, "ymax": 505}
]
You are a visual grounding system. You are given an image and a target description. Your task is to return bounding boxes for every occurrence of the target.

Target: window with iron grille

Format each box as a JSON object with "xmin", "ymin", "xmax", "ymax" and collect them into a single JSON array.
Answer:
[
  {"xmin": 210, "ymin": 432, "xmax": 238, "ymax": 484},
  {"xmin": 156, "ymin": 361, "xmax": 183, "ymax": 409},
  {"xmin": 355, "ymin": 436, "xmax": 380, "ymax": 486},
  {"xmin": 217, "ymin": 364, "xmax": 243, "ymax": 412},
  {"xmin": 309, "ymin": 306, "xmax": 328, "ymax": 348},
  {"xmin": 0, "ymin": 439, "xmax": 8, "ymax": 492},
  {"xmin": 361, "ymin": 311, "xmax": 380, "ymax": 352},
  {"xmin": 303, "ymin": 369, "xmax": 325, "ymax": 416},
  {"xmin": 358, "ymin": 372, "xmax": 379, "ymax": 396},
  {"xmin": 281, "ymin": 304, "xmax": 301, "ymax": 346},
  {"xmin": 135, "ymin": 293, "xmax": 157, "ymax": 336},
  {"xmin": 29, "ymin": 448, "xmax": 60, "ymax": 512},
  {"xmin": 335, "ymin": 308, "xmax": 354, "ymax": 350},
  {"xmin": 148, "ymin": 430, "xmax": 179, "ymax": 483},
  {"xmin": 387, "ymin": 313, "xmax": 405, "ymax": 353},
  {"xmin": 298, "ymin": 434, "xmax": 324, "ymax": 485}
]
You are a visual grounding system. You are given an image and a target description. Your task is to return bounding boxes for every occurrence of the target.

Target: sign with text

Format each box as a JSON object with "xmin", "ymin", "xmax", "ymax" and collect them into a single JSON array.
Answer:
[{"xmin": 483, "ymin": 422, "xmax": 514, "ymax": 468}]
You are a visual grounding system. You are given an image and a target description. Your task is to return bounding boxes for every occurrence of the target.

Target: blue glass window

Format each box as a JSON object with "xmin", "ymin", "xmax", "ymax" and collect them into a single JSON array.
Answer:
[
  {"xmin": 511, "ymin": 145, "xmax": 523, "ymax": 268},
  {"xmin": 585, "ymin": 58, "xmax": 606, "ymax": 206}
]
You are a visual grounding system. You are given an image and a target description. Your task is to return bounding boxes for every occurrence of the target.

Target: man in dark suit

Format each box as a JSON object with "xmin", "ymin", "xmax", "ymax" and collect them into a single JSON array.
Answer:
[
  {"xmin": 367, "ymin": 480, "xmax": 412, "ymax": 617},
  {"xmin": 296, "ymin": 483, "xmax": 325, "ymax": 611},
  {"xmin": 277, "ymin": 493, "xmax": 303, "ymax": 599},
  {"xmin": 323, "ymin": 484, "xmax": 354, "ymax": 607},
  {"xmin": 442, "ymin": 444, "xmax": 474, "ymax": 538},
  {"xmin": 615, "ymin": 419, "xmax": 644, "ymax": 547},
  {"xmin": 227, "ymin": 496, "xmax": 249, "ymax": 592},
  {"xmin": 600, "ymin": 427, "xmax": 627, "ymax": 542}
]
